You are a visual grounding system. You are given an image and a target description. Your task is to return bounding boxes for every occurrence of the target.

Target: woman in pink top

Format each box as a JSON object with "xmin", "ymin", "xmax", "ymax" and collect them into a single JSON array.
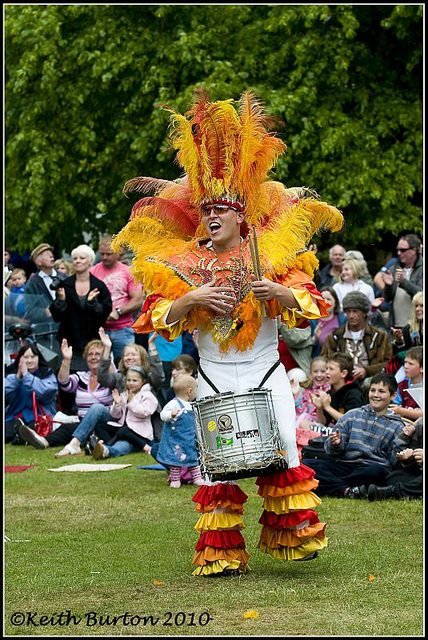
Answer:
[{"xmin": 310, "ymin": 287, "xmax": 346, "ymax": 357}]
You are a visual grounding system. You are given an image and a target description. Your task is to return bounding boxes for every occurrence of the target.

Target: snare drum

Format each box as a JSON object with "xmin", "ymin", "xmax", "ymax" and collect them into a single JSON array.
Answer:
[{"xmin": 192, "ymin": 388, "xmax": 285, "ymax": 481}]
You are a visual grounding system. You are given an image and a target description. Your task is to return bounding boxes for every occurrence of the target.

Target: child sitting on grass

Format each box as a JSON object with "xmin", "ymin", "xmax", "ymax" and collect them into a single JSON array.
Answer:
[
  {"xmin": 92, "ymin": 365, "xmax": 158, "ymax": 459},
  {"xmin": 390, "ymin": 346, "xmax": 423, "ymax": 422},
  {"xmin": 148, "ymin": 374, "xmax": 204, "ymax": 488},
  {"xmin": 294, "ymin": 357, "xmax": 330, "ymax": 429}
]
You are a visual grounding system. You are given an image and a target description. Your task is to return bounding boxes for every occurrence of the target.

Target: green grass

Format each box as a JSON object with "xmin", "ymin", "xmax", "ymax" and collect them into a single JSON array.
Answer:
[{"xmin": 4, "ymin": 444, "xmax": 424, "ymax": 636}]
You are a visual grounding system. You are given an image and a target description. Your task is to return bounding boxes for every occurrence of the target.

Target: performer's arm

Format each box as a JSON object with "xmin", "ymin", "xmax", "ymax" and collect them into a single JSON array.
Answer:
[{"xmin": 251, "ymin": 277, "xmax": 301, "ymax": 309}]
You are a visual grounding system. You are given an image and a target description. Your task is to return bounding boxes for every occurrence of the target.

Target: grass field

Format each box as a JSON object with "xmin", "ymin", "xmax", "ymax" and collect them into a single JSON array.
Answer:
[{"xmin": 4, "ymin": 444, "xmax": 424, "ymax": 637}]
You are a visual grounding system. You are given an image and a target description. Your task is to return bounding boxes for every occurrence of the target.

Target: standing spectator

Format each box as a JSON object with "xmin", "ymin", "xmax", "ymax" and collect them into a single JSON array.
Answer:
[
  {"xmin": 278, "ymin": 323, "xmax": 313, "ymax": 376},
  {"xmin": 318, "ymin": 244, "xmax": 346, "ymax": 288},
  {"xmin": 304, "ymin": 373, "xmax": 405, "ymax": 498},
  {"xmin": 333, "ymin": 257, "xmax": 375, "ymax": 311},
  {"xmin": 8, "ymin": 268, "xmax": 27, "ymax": 316},
  {"xmin": 54, "ymin": 259, "xmax": 74, "ymax": 276},
  {"xmin": 50, "ymin": 244, "xmax": 112, "ymax": 371},
  {"xmin": 5, "ymin": 341, "xmax": 58, "ymax": 443},
  {"xmin": 391, "ymin": 291, "xmax": 423, "ymax": 353},
  {"xmin": 310, "ymin": 287, "xmax": 346, "ymax": 357},
  {"xmin": 25, "ymin": 243, "xmax": 67, "ymax": 306},
  {"xmin": 90, "ymin": 235, "xmax": 144, "ymax": 361},
  {"xmin": 382, "ymin": 234, "xmax": 423, "ymax": 329},
  {"xmin": 367, "ymin": 417, "xmax": 423, "ymax": 501},
  {"xmin": 321, "ymin": 291, "xmax": 392, "ymax": 387},
  {"xmin": 311, "ymin": 353, "xmax": 365, "ymax": 428}
]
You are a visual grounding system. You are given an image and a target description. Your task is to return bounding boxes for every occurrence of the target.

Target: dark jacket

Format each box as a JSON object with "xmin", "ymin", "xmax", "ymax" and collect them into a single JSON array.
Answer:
[
  {"xmin": 383, "ymin": 255, "xmax": 423, "ymax": 327},
  {"xmin": 49, "ymin": 274, "xmax": 112, "ymax": 355},
  {"xmin": 392, "ymin": 323, "xmax": 423, "ymax": 355},
  {"xmin": 323, "ymin": 378, "xmax": 365, "ymax": 426},
  {"xmin": 321, "ymin": 322, "xmax": 392, "ymax": 377},
  {"xmin": 25, "ymin": 271, "xmax": 67, "ymax": 305},
  {"xmin": 393, "ymin": 417, "xmax": 423, "ymax": 475},
  {"xmin": 317, "ymin": 262, "xmax": 339, "ymax": 289}
]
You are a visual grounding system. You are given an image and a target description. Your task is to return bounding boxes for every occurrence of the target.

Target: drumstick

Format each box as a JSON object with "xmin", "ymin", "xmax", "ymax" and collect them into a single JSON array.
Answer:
[{"xmin": 249, "ymin": 226, "xmax": 266, "ymax": 318}]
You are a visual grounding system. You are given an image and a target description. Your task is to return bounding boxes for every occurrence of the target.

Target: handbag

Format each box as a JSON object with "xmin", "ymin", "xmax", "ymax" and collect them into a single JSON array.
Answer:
[
  {"xmin": 301, "ymin": 435, "xmax": 331, "ymax": 460},
  {"xmin": 32, "ymin": 392, "xmax": 53, "ymax": 437}
]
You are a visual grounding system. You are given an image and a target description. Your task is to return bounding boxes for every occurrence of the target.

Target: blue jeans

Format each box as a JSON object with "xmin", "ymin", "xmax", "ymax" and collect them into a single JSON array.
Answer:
[
  {"xmin": 106, "ymin": 440, "xmax": 136, "ymax": 458},
  {"xmin": 106, "ymin": 327, "xmax": 135, "ymax": 360},
  {"xmin": 72, "ymin": 404, "xmax": 111, "ymax": 445}
]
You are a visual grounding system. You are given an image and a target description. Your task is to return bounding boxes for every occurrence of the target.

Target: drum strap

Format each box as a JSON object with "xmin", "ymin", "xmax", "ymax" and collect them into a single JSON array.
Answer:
[{"xmin": 198, "ymin": 359, "xmax": 281, "ymax": 394}]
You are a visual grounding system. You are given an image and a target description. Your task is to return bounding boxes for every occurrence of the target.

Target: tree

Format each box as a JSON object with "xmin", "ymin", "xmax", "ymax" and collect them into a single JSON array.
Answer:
[{"xmin": 5, "ymin": 4, "xmax": 422, "ymax": 255}]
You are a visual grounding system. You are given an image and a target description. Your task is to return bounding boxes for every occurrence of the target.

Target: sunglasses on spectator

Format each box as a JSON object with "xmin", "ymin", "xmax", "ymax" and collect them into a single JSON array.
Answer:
[
  {"xmin": 396, "ymin": 247, "xmax": 413, "ymax": 253},
  {"xmin": 201, "ymin": 204, "xmax": 241, "ymax": 216}
]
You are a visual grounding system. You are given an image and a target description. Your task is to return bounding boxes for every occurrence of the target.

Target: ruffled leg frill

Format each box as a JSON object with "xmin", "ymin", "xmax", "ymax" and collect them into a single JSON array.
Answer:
[
  {"xmin": 256, "ymin": 463, "xmax": 328, "ymax": 561},
  {"xmin": 192, "ymin": 483, "xmax": 250, "ymax": 576}
]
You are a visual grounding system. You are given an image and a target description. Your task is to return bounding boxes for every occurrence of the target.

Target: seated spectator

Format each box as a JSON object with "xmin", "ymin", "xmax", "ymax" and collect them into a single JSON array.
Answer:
[
  {"xmin": 294, "ymin": 356, "xmax": 330, "ymax": 429},
  {"xmin": 311, "ymin": 353, "xmax": 365, "ymax": 429},
  {"xmin": 318, "ymin": 244, "xmax": 346, "ymax": 288},
  {"xmin": 381, "ymin": 234, "xmax": 423, "ymax": 329},
  {"xmin": 90, "ymin": 235, "xmax": 144, "ymax": 362},
  {"xmin": 92, "ymin": 365, "xmax": 158, "ymax": 460},
  {"xmin": 49, "ymin": 244, "xmax": 112, "ymax": 371},
  {"xmin": 49, "ymin": 327, "xmax": 164, "ymax": 457},
  {"xmin": 344, "ymin": 250, "xmax": 374, "ymax": 286},
  {"xmin": 321, "ymin": 291, "xmax": 392, "ymax": 390},
  {"xmin": 5, "ymin": 341, "xmax": 58, "ymax": 443},
  {"xmin": 367, "ymin": 417, "xmax": 423, "ymax": 501},
  {"xmin": 310, "ymin": 287, "xmax": 346, "ymax": 357},
  {"xmin": 304, "ymin": 373, "xmax": 404, "ymax": 498},
  {"xmin": 54, "ymin": 259, "xmax": 74, "ymax": 276},
  {"xmin": 149, "ymin": 374, "xmax": 204, "ymax": 488},
  {"xmin": 278, "ymin": 323, "xmax": 312, "ymax": 376},
  {"xmin": 390, "ymin": 346, "xmax": 423, "ymax": 422},
  {"xmin": 391, "ymin": 291, "xmax": 423, "ymax": 354},
  {"xmin": 17, "ymin": 338, "xmax": 113, "ymax": 451},
  {"xmin": 333, "ymin": 257, "xmax": 375, "ymax": 311}
]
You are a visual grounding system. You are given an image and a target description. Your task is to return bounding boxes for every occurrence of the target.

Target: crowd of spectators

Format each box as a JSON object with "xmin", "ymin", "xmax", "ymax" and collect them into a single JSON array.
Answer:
[{"xmin": 4, "ymin": 233, "xmax": 423, "ymax": 501}]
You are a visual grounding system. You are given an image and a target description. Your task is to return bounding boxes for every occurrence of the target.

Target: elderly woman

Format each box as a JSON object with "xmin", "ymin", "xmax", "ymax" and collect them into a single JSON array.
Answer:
[
  {"xmin": 5, "ymin": 341, "xmax": 58, "ymax": 443},
  {"xmin": 49, "ymin": 244, "xmax": 112, "ymax": 371}
]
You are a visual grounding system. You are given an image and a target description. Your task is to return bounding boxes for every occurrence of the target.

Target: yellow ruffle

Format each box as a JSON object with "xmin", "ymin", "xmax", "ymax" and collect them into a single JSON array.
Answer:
[
  {"xmin": 258, "ymin": 536, "xmax": 328, "ymax": 560},
  {"xmin": 263, "ymin": 492, "xmax": 321, "ymax": 514},
  {"xmin": 192, "ymin": 547, "xmax": 250, "ymax": 566},
  {"xmin": 151, "ymin": 298, "xmax": 187, "ymax": 339},
  {"xmin": 192, "ymin": 558, "xmax": 249, "ymax": 576},
  {"xmin": 280, "ymin": 287, "xmax": 323, "ymax": 329},
  {"xmin": 195, "ymin": 512, "xmax": 244, "ymax": 532},
  {"xmin": 257, "ymin": 478, "xmax": 319, "ymax": 498},
  {"xmin": 259, "ymin": 523, "xmax": 326, "ymax": 549}
]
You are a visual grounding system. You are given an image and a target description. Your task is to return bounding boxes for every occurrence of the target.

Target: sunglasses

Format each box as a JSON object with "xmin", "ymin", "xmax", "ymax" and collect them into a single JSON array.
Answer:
[
  {"xmin": 201, "ymin": 204, "xmax": 239, "ymax": 216},
  {"xmin": 396, "ymin": 247, "xmax": 413, "ymax": 253}
]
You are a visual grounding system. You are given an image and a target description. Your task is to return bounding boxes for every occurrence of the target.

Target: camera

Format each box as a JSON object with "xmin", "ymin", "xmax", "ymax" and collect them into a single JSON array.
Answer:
[
  {"xmin": 8, "ymin": 323, "xmax": 33, "ymax": 340},
  {"xmin": 50, "ymin": 275, "xmax": 64, "ymax": 291}
]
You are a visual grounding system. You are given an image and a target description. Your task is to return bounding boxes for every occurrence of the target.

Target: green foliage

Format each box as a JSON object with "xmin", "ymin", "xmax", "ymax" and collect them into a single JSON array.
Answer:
[{"xmin": 5, "ymin": 5, "xmax": 422, "ymax": 252}]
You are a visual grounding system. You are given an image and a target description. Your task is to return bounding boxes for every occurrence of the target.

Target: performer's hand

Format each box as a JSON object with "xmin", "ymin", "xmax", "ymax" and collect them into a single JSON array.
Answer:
[
  {"xmin": 251, "ymin": 275, "xmax": 277, "ymax": 301},
  {"xmin": 330, "ymin": 429, "xmax": 341, "ymax": 446},
  {"xmin": 192, "ymin": 280, "xmax": 235, "ymax": 315}
]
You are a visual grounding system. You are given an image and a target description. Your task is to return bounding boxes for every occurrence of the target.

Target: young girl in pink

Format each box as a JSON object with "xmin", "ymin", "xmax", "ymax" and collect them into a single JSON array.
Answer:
[{"xmin": 292, "ymin": 357, "xmax": 331, "ymax": 458}]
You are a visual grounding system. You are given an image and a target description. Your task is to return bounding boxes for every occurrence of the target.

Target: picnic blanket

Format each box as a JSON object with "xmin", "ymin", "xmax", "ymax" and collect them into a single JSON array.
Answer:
[{"xmin": 48, "ymin": 463, "xmax": 132, "ymax": 472}]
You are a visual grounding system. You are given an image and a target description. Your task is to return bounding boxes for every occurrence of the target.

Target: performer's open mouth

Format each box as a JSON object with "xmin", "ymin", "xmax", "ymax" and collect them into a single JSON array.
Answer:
[{"xmin": 209, "ymin": 221, "xmax": 221, "ymax": 235}]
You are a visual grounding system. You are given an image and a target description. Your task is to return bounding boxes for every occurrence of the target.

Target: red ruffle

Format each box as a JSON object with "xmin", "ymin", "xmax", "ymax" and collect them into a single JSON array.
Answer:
[
  {"xmin": 195, "ymin": 530, "xmax": 246, "ymax": 551},
  {"xmin": 192, "ymin": 483, "xmax": 249, "ymax": 506},
  {"xmin": 259, "ymin": 509, "xmax": 319, "ymax": 529},
  {"xmin": 256, "ymin": 463, "xmax": 316, "ymax": 488}
]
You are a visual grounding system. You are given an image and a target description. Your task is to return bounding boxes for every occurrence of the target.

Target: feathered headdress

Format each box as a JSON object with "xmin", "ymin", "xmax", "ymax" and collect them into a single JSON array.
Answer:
[{"xmin": 112, "ymin": 89, "xmax": 344, "ymax": 277}]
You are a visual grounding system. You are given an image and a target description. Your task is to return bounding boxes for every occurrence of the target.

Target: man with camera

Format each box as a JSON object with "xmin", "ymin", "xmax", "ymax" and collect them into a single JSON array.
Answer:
[{"xmin": 25, "ymin": 243, "xmax": 67, "ymax": 308}]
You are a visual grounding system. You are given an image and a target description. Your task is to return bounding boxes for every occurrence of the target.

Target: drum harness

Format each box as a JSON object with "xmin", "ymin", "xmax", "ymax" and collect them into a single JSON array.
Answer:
[{"xmin": 197, "ymin": 359, "xmax": 282, "ymax": 395}]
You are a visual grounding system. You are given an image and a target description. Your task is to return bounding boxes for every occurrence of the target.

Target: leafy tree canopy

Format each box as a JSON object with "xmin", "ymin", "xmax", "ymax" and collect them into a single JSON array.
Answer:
[{"xmin": 5, "ymin": 4, "xmax": 423, "ymax": 257}]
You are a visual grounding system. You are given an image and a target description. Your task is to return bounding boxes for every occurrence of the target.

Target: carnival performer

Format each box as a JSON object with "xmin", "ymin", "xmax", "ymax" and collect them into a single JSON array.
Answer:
[{"xmin": 112, "ymin": 89, "xmax": 344, "ymax": 576}]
